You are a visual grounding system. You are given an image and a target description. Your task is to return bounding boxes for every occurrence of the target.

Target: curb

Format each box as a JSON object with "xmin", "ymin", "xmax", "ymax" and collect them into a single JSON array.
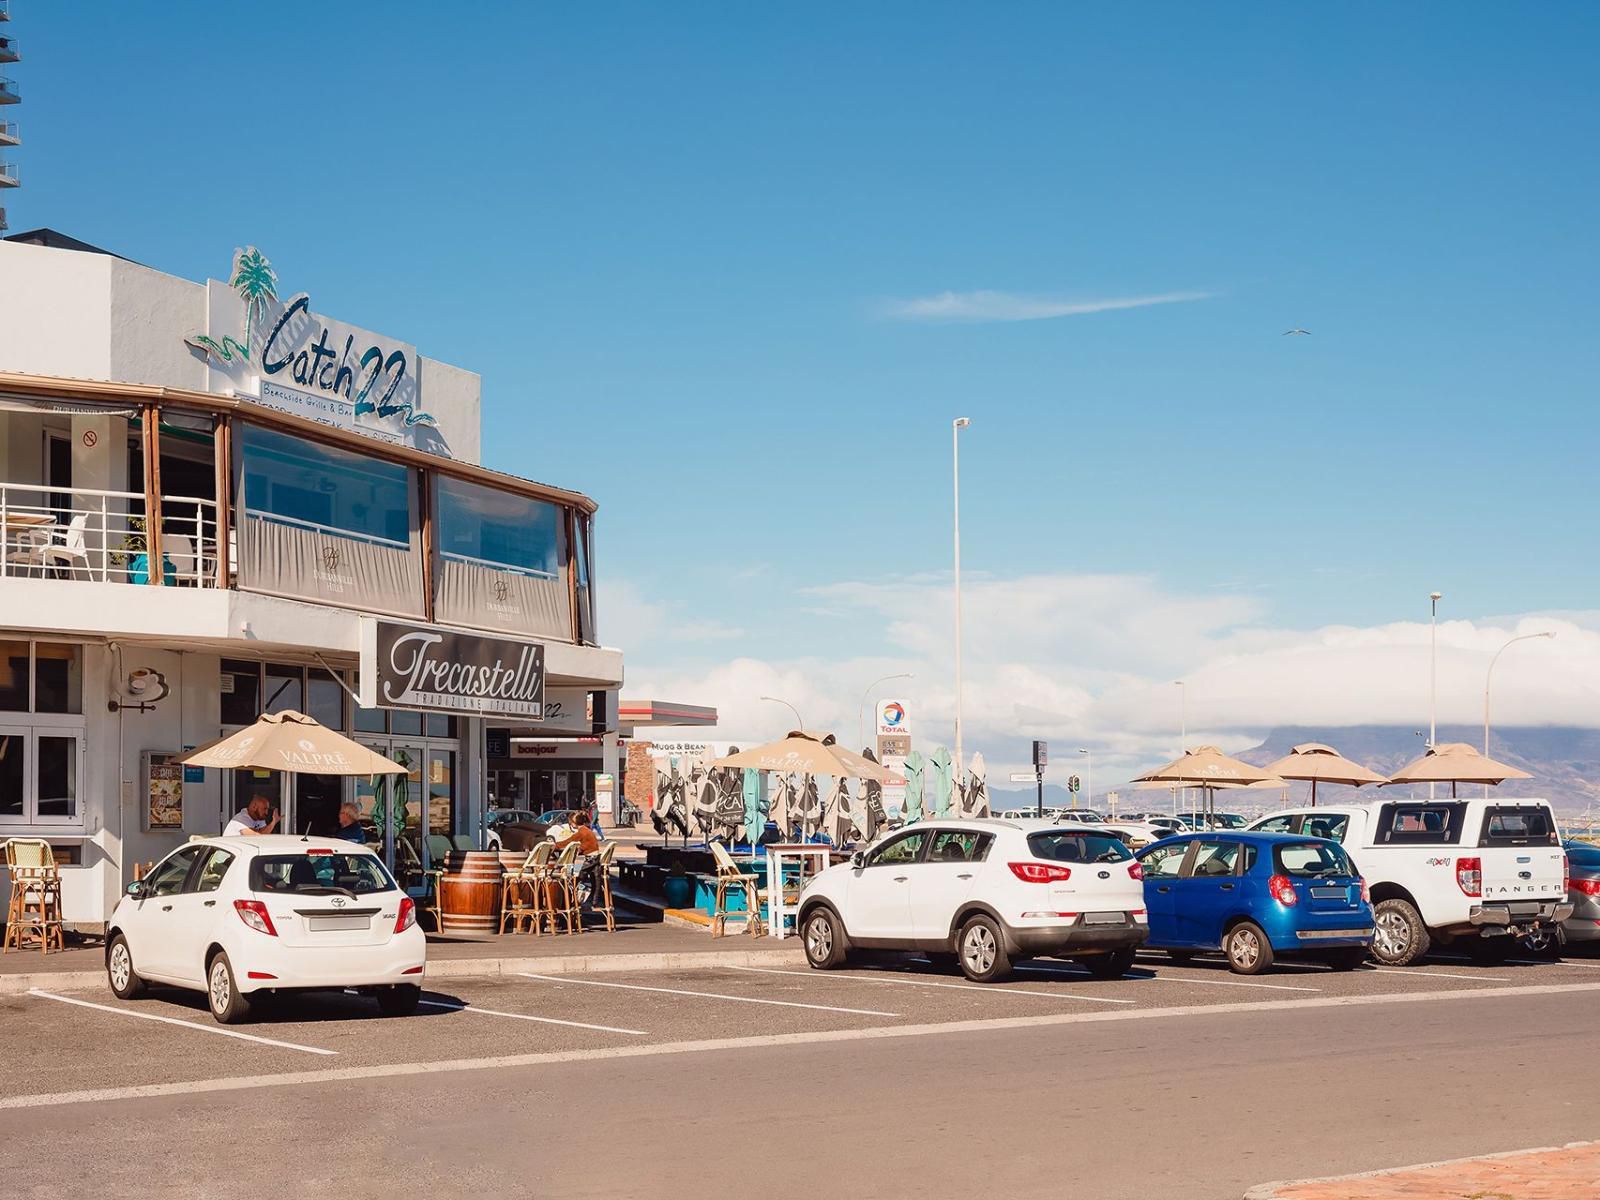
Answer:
[
  {"xmin": 0, "ymin": 944, "xmax": 809, "ymax": 996},
  {"xmin": 1243, "ymin": 1139, "xmax": 1600, "ymax": 1198}
]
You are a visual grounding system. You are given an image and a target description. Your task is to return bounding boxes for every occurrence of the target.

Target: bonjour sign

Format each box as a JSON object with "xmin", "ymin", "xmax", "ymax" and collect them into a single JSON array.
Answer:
[{"xmin": 361, "ymin": 619, "xmax": 546, "ymax": 718}]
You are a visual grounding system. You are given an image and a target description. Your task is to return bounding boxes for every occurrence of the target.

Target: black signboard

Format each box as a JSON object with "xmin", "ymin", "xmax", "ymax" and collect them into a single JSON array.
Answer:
[
  {"xmin": 1033, "ymin": 739, "xmax": 1049, "ymax": 767},
  {"xmin": 361, "ymin": 618, "xmax": 546, "ymax": 719},
  {"xmin": 486, "ymin": 728, "xmax": 511, "ymax": 759}
]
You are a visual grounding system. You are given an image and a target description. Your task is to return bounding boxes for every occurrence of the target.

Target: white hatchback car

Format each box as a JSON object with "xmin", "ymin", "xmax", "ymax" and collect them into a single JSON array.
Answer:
[
  {"xmin": 106, "ymin": 835, "xmax": 427, "ymax": 1023},
  {"xmin": 797, "ymin": 819, "xmax": 1148, "ymax": 982}
]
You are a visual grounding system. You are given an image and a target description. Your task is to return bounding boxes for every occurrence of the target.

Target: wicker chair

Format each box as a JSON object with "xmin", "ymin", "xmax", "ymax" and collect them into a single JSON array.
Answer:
[
  {"xmin": 589, "ymin": 842, "xmax": 619, "ymax": 932},
  {"xmin": 709, "ymin": 842, "xmax": 765, "ymax": 939},
  {"xmin": 499, "ymin": 841, "xmax": 553, "ymax": 934},
  {"xmin": 3, "ymin": 839, "xmax": 65, "ymax": 954},
  {"xmin": 544, "ymin": 842, "xmax": 583, "ymax": 935}
]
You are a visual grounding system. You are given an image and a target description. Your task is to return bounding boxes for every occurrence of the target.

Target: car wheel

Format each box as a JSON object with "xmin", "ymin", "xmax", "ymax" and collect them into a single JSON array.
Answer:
[
  {"xmin": 377, "ymin": 984, "xmax": 421, "ymax": 1017},
  {"xmin": 1370, "ymin": 898, "xmax": 1430, "ymax": 966},
  {"xmin": 106, "ymin": 934, "xmax": 147, "ymax": 1000},
  {"xmin": 1223, "ymin": 921, "xmax": 1274, "ymax": 975},
  {"xmin": 957, "ymin": 914, "xmax": 1012, "ymax": 983},
  {"xmin": 802, "ymin": 907, "xmax": 848, "ymax": 970},
  {"xmin": 206, "ymin": 952, "xmax": 253, "ymax": 1025},
  {"xmin": 1320, "ymin": 947, "xmax": 1368, "ymax": 972},
  {"xmin": 1083, "ymin": 947, "xmax": 1137, "ymax": 980},
  {"xmin": 1518, "ymin": 926, "xmax": 1561, "ymax": 958}
]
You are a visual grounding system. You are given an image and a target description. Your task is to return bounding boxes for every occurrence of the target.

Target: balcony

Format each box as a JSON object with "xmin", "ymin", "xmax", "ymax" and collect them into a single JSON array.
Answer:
[
  {"xmin": 1, "ymin": 482, "xmax": 221, "ymax": 587},
  {"xmin": 0, "ymin": 120, "xmax": 16, "ymax": 147},
  {"xmin": 0, "ymin": 75, "xmax": 16, "ymax": 104},
  {"xmin": 0, "ymin": 35, "xmax": 16, "ymax": 64},
  {"xmin": 0, "ymin": 1, "xmax": 9, "ymax": 22},
  {"xmin": 0, "ymin": 160, "xmax": 16, "ymax": 188}
]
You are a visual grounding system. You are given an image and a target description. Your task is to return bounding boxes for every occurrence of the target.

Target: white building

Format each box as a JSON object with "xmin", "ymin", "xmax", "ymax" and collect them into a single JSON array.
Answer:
[{"xmin": 0, "ymin": 233, "xmax": 624, "ymax": 926}]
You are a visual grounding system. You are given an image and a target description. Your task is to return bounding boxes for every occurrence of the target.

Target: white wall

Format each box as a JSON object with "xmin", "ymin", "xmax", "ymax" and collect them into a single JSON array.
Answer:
[
  {"xmin": 419, "ymin": 356, "xmax": 483, "ymax": 465},
  {"xmin": 0, "ymin": 242, "xmax": 114, "ymax": 379},
  {"xmin": 109, "ymin": 257, "xmax": 209, "ymax": 391}
]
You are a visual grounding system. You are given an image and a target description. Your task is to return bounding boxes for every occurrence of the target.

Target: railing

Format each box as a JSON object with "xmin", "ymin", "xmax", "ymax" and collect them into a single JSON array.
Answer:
[
  {"xmin": 0, "ymin": 76, "xmax": 16, "ymax": 102},
  {"xmin": 0, "ymin": 160, "xmax": 15, "ymax": 186},
  {"xmin": 0, "ymin": 35, "xmax": 16, "ymax": 61},
  {"xmin": 0, "ymin": 121, "xmax": 17, "ymax": 144},
  {"xmin": 437, "ymin": 547, "xmax": 560, "ymax": 580},
  {"xmin": 0, "ymin": 482, "xmax": 221, "ymax": 587}
]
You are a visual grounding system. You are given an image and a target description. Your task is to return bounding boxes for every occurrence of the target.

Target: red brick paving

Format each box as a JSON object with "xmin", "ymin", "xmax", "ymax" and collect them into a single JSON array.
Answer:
[{"xmin": 1249, "ymin": 1141, "xmax": 1600, "ymax": 1199}]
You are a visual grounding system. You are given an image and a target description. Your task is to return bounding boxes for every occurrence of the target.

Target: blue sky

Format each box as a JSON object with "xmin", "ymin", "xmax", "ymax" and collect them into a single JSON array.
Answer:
[{"xmin": 9, "ymin": 4, "xmax": 1599, "ymax": 771}]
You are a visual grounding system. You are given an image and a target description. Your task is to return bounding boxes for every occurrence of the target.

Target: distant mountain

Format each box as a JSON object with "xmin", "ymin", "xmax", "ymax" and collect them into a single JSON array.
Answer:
[{"xmin": 1232, "ymin": 726, "xmax": 1600, "ymax": 816}]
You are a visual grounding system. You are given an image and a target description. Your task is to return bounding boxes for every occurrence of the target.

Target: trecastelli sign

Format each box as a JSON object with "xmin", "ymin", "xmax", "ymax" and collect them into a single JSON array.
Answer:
[{"xmin": 359, "ymin": 618, "xmax": 546, "ymax": 719}]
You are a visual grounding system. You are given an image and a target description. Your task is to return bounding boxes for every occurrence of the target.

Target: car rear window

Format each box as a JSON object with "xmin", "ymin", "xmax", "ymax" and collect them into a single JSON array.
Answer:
[
  {"xmin": 1275, "ymin": 842, "xmax": 1355, "ymax": 877},
  {"xmin": 1028, "ymin": 832, "xmax": 1131, "ymax": 864},
  {"xmin": 249, "ymin": 852, "xmax": 397, "ymax": 896},
  {"xmin": 1480, "ymin": 806, "xmax": 1559, "ymax": 846},
  {"xmin": 1376, "ymin": 803, "xmax": 1466, "ymax": 845}
]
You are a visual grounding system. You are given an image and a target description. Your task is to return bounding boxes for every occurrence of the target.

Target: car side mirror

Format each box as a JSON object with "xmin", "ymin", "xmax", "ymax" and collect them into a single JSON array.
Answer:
[
  {"xmin": 125, "ymin": 880, "xmax": 147, "ymax": 899},
  {"xmin": 851, "ymin": 852, "xmax": 866, "ymax": 869}
]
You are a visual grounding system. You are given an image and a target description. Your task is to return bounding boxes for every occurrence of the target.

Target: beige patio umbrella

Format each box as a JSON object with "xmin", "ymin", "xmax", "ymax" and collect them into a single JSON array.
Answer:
[
  {"xmin": 710, "ymin": 731, "xmax": 900, "ymax": 784},
  {"xmin": 1384, "ymin": 742, "xmax": 1531, "ymax": 798},
  {"xmin": 179, "ymin": 710, "xmax": 407, "ymax": 775},
  {"xmin": 1263, "ymin": 742, "xmax": 1387, "ymax": 808},
  {"xmin": 1133, "ymin": 746, "xmax": 1276, "ymax": 823}
]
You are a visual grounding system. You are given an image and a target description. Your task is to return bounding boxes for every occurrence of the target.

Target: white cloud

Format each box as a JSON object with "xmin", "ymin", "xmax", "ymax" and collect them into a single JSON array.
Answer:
[
  {"xmin": 620, "ymin": 571, "xmax": 1600, "ymax": 790},
  {"xmin": 880, "ymin": 289, "xmax": 1214, "ymax": 323}
]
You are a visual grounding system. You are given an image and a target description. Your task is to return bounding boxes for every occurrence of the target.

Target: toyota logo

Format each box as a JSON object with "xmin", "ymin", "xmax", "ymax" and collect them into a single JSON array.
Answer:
[
  {"xmin": 331, "ymin": 896, "xmax": 348, "ymax": 909},
  {"xmin": 321, "ymin": 544, "xmax": 341, "ymax": 572}
]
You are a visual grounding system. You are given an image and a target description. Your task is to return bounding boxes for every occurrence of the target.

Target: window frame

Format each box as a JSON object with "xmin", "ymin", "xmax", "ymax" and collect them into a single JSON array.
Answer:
[
  {"xmin": 1375, "ymin": 802, "xmax": 1467, "ymax": 846},
  {"xmin": 193, "ymin": 847, "xmax": 237, "ymax": 894},
  {"xmin": 144, "ymin": 846, "xmax": 206, "ymax": 898},
  {"xmin": 0, "ymin": 724, "xmax": 87, "ymax": 829},
  {"xmin": 1183, "ymin": 838, "xmax": 1245, "ymax": 879},
  {"xmin": 1478, "ymin": 805, "xmax": 1559, "ymax": 848},
  {"xmin": 927, "ymin": 829, "xmax": 995, "ymax": 864},
  {"xmin": 1138, "ymin": 839, "xmax": 1194, "ymax": 879},
  {"xmin": 0, "ymin": 639, "xmax": 86, "ymax": 717}
]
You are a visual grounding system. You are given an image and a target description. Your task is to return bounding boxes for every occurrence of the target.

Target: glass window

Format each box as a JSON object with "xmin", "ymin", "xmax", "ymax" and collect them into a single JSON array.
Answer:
[
  {"xmin": 0, "ymin": 732, "xmax": 23, "ymax": 819},
  {"xmin": 575, "ymin": 513, "xmax": 595, "ymax": 643},
  {"xmin": 1140, "ymin": 840, "xmax": 1190, "ymax": 879},
  {"xmin": 354, "ymin": 706, "xmax": 388, "ymax": 734},
  {"xmin": 434, "ymin": 475, "xmax": 565, "ymax": 578},
  {"xmin": 428, "ymin": 750, "xmax": 455, "ymax": 839},
  {"xmin": 35, "ymin": 736, "xmax": 77, "ymax": 820},
  {"xmin": 263, "ymin": 664, "xmax": 303, "ymax": 715},
  {"xmin": 32, "ymin": 643, "xmax": 82, "ymax": 714},
  {"xmin": 1481, "ymin": 806, "xmax": 1558, "ymax": 846},
  {"xmin": 249, "ymin": 851, "xmax": 397, "ymax": 896},
  {"xmin": 240, "ymin": 424, "xmax": 414, "ymax": 547},
  {"xmin": 424, "ymin": 713, "xmax": 455, "ymax": 739},
  {"xmin": 0, "ymin": 641, "xmax": 28, "ymax": 711},
  {"xmin": 867, "ymin": 830, "xmax": 926, "ymax": 866},
  {"xmin": 307, "ymin": 673, "xmax": 346, "ymax": 730},
  {"xmin": 221, "ymin": 660, "xmax": 261, "ymax": 726},
  {"xmin": 928, "ymin": 829, "xmax": 993, "ymax": 863},
  {"xmin": 1275, "ymin": 842, "xmax": 1355, "ymax": 877},
  {"xmin": 1187, "ymin": 840, "xmax": 1242, "ymax": 877},
  {"xmin": 1253, "ymin": 815, "xmax": 1297, "ymax": 834},
  {"xmin": 195, "ymin": 848, "xmax": 236, "ymax": 893},
  {"xmin": 144, "ymin": 846, "xmax": 204, "ymax": 897},
  {"xmin": 1377, "ymin": 803, "xmax": 1466, "ymax": 845},
  {"xmin": 1301, "ymin": 814, "xmax": 1349, "ymax": 842},
  {"xmin": 389, "ymin": 710, "xmax": 422, "ymax": 737},
  {"xmin": 1029, "ymin": 832, "xmax": 1131, "ymax": 864}
]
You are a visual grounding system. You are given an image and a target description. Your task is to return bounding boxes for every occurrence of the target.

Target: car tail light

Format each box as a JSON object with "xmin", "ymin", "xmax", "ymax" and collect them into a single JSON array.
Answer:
[
  {"xmin": 1128, "ymin": 862, "xmax": 1144, "ymax": 881},
  {"xmin": 1456, "ymin": 857, "xmax": 1482, "ymax": 897},
  {"xmin": 246, "ymin": 971, "xmax": 278, "ymax": 980},
  {"xmin": 1267, "ymin": 874, "xmax": 1298, "ymax": 907},
  {"xmin": 395, "ymin": 895, "xmax": 417, "ymax": 933},
  {"xmin": 1570, "ymin": 877, "xmax": 1600, "ymax": 896},
  {"xmin": 1562, "ymin": 854, "xmax": 1570, "ymax": 896},
  {"xmin": 305, "ymin": 848, "xmax": 336, "ymax": 856},
  {"xmin": 1359, "ymin": 877, "xmax": 1370, "ymax": 903},
  {"xmin": 1009, "ymin": 862, "xmax": 1072, "ymax": 883},
  {"xmin": 234, "ymin": 899, "xmax": 278, "ymax": 936}
]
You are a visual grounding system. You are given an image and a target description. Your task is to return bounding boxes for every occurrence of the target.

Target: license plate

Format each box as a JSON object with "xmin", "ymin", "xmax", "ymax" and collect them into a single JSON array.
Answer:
[
  {"xmin": 1311, "ymin": 887, "xmax": 1349, "ymax": 900},
  {"xmin": 1082, "ymin": 912, "xmax": 1124, "ymax": 925},
  {"xmin": 308, "ymin": 915, "xmax": 370, "ymax": 932}
]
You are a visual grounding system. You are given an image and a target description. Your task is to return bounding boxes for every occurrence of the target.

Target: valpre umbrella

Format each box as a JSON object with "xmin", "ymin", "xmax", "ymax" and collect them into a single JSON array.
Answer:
[
  {"xmin": 823, "ymin": 776, "xmax": 854, "ymax": 846},
  {"xmin": 770, "ymin": 773, "xmax": 795, "ymax": 840},
  {"xmin": 710, "ymin": 731, "xmax": 898, "ymax": 783},
  {"xmin": 965, "ymin": 751, "xmax": 989, "ymax": 818},
  {"xmin": 1262, "ymin": 742, "xmax": 1387, "ymax": 807},
  {"xmin": 860, "ymin": 747, "xmax": 887, "ymax": 841},
  {"xmin": 1385, "ymin": 743, "xmax": 1532, "ymax": 798},
  {"xmin": 929, "ymin": 746, "xmax": 954, "ymax": 819},
  {"xmin": 798, "ymin": 775, "xmax": 822, "ymax": 839},
  {"xmin": 180, "ymin": 710, "xmax": 405, "ymax": 775},
  {"xmin": 1133, "ymin": 746, "xmax": 1276, "ymax": 822},
  {"xmin": 902, "ymin": 750, "xmax": 926, "ymax": 823}
]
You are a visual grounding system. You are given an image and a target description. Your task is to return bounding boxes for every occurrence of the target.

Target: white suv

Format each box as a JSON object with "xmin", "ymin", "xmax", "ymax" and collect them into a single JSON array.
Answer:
[{"xmin": 797, "ymin": 819, "xmax": 1148, "ymax": 982}]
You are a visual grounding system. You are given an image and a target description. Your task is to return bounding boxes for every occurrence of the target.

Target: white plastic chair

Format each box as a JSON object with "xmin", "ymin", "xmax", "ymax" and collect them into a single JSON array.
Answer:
[
  {"xmin": 41, "ymin": 514, "xmax": 92, "ymax": 580},
  {"xmin": 164, "ymin": 533, "xmax": 196, "ymax": 586}
]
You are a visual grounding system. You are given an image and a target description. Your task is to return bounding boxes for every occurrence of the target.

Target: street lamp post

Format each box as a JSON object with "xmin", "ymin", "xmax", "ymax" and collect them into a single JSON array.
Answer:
[
  {"xmin": 759, "ymin": 695, "xmax": 805, "ymax": 731},
  {"xmin": 952, "ymin": 416, "xmax": 971, "ymax": 779},
  {"xmin": 1483, "ymin": 631, "xmax": 1555, "ymax": 796},
  {"xmin": 858, "ymin": 673, "xmax": 914, "ymax": 750},
  {"xmin": 1174, "ymin": 680, "xmax": 1187, "ymax": 819},
  {"xmin": 1078, "ymin": 747, "xmax": 1092, "ymax": 809},
  {"xmin": 1429, "ymin": 592, "xmax": 1442, "ymax": 799}
]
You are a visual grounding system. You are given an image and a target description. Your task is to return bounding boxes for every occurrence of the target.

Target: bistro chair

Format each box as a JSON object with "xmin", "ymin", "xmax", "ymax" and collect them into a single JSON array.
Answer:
[
  {"xmin": 544, "ymin": 842, "xmax": 583, "ymax": 935},
  {"xmin": 3, "ymin": 838, "xmax": 66, "ymax": 954},
  {"xmin": 499, "ymin": 841, "xmax": 553, "ymax": 934},
  {"xmin": 709, "ymin": 841, "xmax": 765, "ymax": 939},
  {"xmin": 590, "ymin": 841, "xmax": 618, "ymax": 933}
]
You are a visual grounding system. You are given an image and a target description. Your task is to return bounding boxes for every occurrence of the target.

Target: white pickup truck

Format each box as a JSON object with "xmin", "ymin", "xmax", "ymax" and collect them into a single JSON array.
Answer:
[{"xmin": 1247, "ymin": 797, "xmax": 1571, "ymax": 965}]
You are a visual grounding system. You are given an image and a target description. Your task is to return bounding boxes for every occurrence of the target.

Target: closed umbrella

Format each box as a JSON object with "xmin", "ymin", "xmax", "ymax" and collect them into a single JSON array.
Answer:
[
  {"xmin": 798, "ymin": 775, "xmax": 822, "ymax": 839},
  {"xmin": 1386, "ymin": 743, "xmax": 1532, "ymax": 798},
  {"xmin": 860, "ymin": 747, "xmax": 887, "ymax": 841},
  {"xmin": 1262, "ymin": 742, "xmax": 1387, "ymax": 808},
  {"xmin": 965, "ymin": 751, "xmax": 989, "ymax": 818},
  {"xmin": 902, "ymin": 750, "xmax": 926, "ymax": 823},
  {"xmin": 823, "ymin": 776, "xmax": 854, "ymax": 846},
  {"xmin": 1133, "ymin": 746, "xmax": 1275, "ymax": 824},
  {"xmin": 180, "ymin": 710, "xmax": 405, "ymax": 775},
  {"xmin": 929, "ymin": 746, "xmax": 954, "ymax": 819},
  {"xmin": 770, "ymin": 773, "xmax": 795, "ymax": 840},
  {"xmin": 742, "ymin": 767, "xmax": 763, "ymax": 847}
]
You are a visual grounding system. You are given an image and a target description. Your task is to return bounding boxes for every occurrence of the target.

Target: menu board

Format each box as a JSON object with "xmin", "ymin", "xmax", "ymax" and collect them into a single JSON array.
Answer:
[{"xmin": 145, "ymin": 753, "xmax": 185, "ymax": 832}]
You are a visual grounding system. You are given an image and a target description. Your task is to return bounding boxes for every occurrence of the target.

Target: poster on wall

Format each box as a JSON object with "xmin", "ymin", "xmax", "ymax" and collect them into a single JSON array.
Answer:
[{"xmin": 144, "ymin": 753, "xmax": 185, "ymax": 832}]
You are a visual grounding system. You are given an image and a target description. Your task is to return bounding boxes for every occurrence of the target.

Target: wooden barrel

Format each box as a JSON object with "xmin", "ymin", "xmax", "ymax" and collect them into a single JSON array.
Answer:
[
  {"xmin": 499, "ymin": 849, "xmax": 537, "ymax": 875},
  {"xmin": 438, "ymin": 851, "xmax": 504, "ymax": 935}
]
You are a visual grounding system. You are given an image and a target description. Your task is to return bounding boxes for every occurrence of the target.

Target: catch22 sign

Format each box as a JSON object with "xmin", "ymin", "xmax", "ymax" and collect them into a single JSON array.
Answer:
[{"xmin": 359, "ymin": 618, "xmax": 545, "ymax": 719}]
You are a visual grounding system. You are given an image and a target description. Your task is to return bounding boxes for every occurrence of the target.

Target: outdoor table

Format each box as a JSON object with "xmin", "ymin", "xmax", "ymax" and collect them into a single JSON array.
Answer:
[{"xmin": 764, "ymin": 843, "xmax": 831, "ymax": 939}]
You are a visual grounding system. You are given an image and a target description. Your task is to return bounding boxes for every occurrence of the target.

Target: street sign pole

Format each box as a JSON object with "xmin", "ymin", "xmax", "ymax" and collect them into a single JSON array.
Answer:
[{"xmin": 1032, "ymin": 740, "xmax": 1049, "ymax": 819}]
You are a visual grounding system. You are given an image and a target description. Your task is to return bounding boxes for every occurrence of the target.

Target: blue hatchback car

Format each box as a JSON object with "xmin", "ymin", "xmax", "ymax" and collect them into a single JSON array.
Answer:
[{"xmin": 1134, "ymin": 832, "xmax": 1375, "ymax": 974}]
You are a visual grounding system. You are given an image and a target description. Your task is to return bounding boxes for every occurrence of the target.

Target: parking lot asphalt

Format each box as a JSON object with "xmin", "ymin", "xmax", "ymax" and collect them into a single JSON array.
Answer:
[{"xmin": 6, "ymin": 947, "xmax": 1600, "ymax": 1105}]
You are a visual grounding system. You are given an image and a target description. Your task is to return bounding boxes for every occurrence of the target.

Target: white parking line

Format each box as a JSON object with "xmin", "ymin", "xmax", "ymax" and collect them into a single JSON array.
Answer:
[
  {"xmin": 1013, "ymin": 964, "xmax": 1320, "ymax": 993},
  {"xmin": 515, "ymin": 972, "xmax": 899, "ymax": 1017},
  {"xmin": 727, "ymin": 964, "xmax": 1137, "ymax": 1005},
  {"xmin": 1370, "ymin": 969, "xmax": 1503, "ymax": 983},
  {"xmin": 416, "ymin": 999, "xmax": 647, "ymax": 1035},
  {"xmin": 27, "ymin": 989, "xmax": 336, "ymax": 1056}
]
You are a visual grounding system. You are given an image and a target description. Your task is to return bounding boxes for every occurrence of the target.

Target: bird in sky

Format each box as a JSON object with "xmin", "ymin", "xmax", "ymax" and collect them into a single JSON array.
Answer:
[{"xmin": 1282, "ymin": 328, "xmax": 1311, "ymax": 336}]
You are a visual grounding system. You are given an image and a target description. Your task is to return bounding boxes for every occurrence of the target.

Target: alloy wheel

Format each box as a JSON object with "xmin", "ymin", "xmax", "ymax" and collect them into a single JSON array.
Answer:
[
  {"xmin": 209, "ymin": 960, "xmax": 231, "ymax": 1014},
  {"xmin": 109, "ymin": 943, "xmax": 131, "ymax": 992},
  {"xmin": 1230, "ymin": 927, "xmax": 1261, "ymax": 970},
  {"xmin": 963, "ymin": 924, "xmax": 997, "ymax": 975},
  {"xmin": 1374, "ymin": 909, "xmax": 1410, "ymax": 960},
  {"xmin": 806, "ymin": 915, "xmax": 833, "ymax": 961}
]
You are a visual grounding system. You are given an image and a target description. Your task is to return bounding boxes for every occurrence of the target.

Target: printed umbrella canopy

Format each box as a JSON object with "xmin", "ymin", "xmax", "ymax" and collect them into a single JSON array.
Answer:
[
  {"xmin": 1385, "ymin": 742, "xmax": 1531, "ymax": 798},
  {"xmin": 180, "ymin": 710, "xmax": 405, "ymax": 775},
  {"xmin": 1133, "ymin": 745, "xmax": 1275, "ymax": 822},
  {"xmin": 965, "ymin": 751, "xmax": 989, "ymax": 818},
  {"xmin": 902, "ymin": 750, "xmax": 926, "ymax": 823},
  {"xmin": 929, "ymin": 746, "xmax": 954, "ymax": 819},
  {"xmin": 1262, "ymin": 742, "xmax": 1387, "ymax": 808},
  {"xmin": 710, "ymin": 731, "xmax": 898, "ymax": 782}
]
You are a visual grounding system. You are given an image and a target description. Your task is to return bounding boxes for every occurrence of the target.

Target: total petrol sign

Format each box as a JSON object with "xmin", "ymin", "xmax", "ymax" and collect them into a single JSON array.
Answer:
[{"xmin": 877, "ymin": 698, "xmax": 910, "ymax": 739}]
